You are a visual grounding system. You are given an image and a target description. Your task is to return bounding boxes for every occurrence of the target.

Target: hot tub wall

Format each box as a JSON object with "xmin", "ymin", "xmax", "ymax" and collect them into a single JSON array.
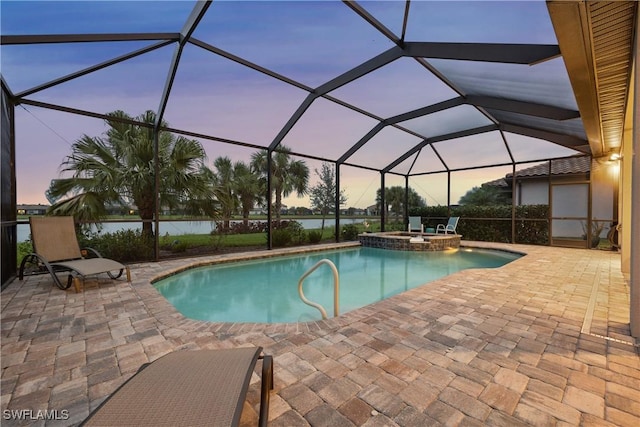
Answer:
[{"xmin": 359, "ymin": 233, "xmax": 461, "ymax": 251}]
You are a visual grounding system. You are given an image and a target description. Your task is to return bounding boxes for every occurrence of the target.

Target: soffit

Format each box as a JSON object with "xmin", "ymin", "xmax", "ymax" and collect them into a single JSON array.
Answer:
[{"xmin": 547, "ymin": 0, "xmax": 637, "ymax": 158}]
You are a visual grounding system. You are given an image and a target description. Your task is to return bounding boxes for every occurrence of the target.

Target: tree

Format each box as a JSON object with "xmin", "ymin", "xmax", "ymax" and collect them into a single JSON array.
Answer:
[
  {"xmin": 211, "ymin": 156, "xmax": 237, "ymax": 229},
  {"xmin": 233, "ymin": 161, "xmax": 264, "ymax": 226},
  {"xmin": 459, "ymin": 185, "xmax": 511, "ymax": 205},
  {"xmin": 376, "ymin": 186, "xmax": 426, "ymax": 220},
  {"xmin": 211, "ymin": 157, "xmax": 264, "ymax": 228},
  {"xmin": 250, "ymin": 145, "xmax": 309, "ymax": 219},
  {"xmin": 309, "ymin": 163, "xmax": 347, "ymax": 233},
  {"xmin": 46, "ymin": 110, "xmax": 216, "ymax": 237}
]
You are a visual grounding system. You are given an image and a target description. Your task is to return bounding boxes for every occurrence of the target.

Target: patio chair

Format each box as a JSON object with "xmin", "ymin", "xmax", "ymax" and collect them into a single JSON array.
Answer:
[
  {"xmin": 407, "ymin": 216, "xmax": 424, "ymax": 233},
  {"xmin": 81, "ymin": 347, "xmax": 274, "ymax": 427},
  {"xmin": 18, "ymin": 216, "xmax": 130, "ymax": 292},
  {"xmin": 436, "ymin": 216, "xmax": 459, "ymax": 234}
]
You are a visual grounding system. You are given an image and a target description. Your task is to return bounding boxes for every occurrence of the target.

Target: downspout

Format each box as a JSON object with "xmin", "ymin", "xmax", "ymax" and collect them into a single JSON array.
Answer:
[{"xmin": 518, "ymin": 182, "xmax": 522, "ymax": 205}]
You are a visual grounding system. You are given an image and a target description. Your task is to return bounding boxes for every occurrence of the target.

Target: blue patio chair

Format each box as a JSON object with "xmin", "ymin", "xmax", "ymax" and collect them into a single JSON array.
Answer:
[{"xmin": 436, "ymin": 217, "xmax": 459, "ymax": 234}]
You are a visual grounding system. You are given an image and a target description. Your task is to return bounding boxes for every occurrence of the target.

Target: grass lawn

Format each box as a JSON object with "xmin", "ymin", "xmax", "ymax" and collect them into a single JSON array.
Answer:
[{"xmin": 163, "ymin": 226, "xmax": 340, "ymax": 249}]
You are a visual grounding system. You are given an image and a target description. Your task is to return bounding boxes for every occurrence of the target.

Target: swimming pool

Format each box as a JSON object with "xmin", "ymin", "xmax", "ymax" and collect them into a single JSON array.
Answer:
[{"xmin": 154, "ymin": 246, "xmax": 521, "ymax": 323}]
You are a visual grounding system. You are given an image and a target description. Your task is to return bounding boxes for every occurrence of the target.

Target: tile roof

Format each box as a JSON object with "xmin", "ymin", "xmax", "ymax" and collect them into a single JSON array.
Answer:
[
  {"xmin": 483, "ymin": 156, "xmax": 591, "ymax": 187},
  {"xmin": 483, "ymin": 177, "xmax": 509, "ymax": 188},
  {"xmin": 507, "ymin": 156, "xmax": 590, "ymax": 179}
]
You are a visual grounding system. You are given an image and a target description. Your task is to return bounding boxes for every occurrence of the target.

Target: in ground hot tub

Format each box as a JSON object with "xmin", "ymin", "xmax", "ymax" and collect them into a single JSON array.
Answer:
[{"xmin": 358, "ymin": 231, "xmax": 461, "ymax": 251}]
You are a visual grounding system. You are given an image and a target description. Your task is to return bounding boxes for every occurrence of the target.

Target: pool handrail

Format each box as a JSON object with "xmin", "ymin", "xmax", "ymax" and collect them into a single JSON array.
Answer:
[{"xmin": 298, "ymin": 259, "xmax": 339, "ymax": 320}]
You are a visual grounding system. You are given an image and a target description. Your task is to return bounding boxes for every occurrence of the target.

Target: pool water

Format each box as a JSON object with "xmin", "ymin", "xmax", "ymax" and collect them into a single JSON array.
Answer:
[{"xmin": 154, "ymin": 247, "xmax": 521, "ymax": 323}]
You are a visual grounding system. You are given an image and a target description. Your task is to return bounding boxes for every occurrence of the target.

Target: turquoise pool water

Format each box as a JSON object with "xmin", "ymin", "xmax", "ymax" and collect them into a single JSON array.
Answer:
[{"xmin": 154, "ymin": 247, "xmax": 521, "ymax": 323}]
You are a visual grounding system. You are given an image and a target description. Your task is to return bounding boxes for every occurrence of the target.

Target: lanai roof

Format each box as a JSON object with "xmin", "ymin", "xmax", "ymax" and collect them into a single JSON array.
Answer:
[{"xmin": 1, "ymin": 1, "xmax": 590, "ymax": 179}]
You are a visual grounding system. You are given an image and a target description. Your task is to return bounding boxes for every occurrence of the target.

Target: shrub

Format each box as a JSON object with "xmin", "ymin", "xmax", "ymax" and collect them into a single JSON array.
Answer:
[
  {"xmin": 341, "ymin": 224, "xmax": 360, "ymax": 241},
  {"xmin": 213, "ymin": 219, "xmax": 301, "ymax": 235},
  {"xmin": 409, "ymin": 204, "xmax": 549, "ymax": 245},
  {"xmin": 17, "ymin": 241, "xmax": 33, "ymax": 268},
  {"xmin": 171, "ymin": 240, "xmax": 189, "ymax": 252},
  {"xmin": 307, "ymin": 230, "xmax": 323, "ymax": 243},
  {"xmin": 385, "ymin": 221, "xmax": 406, "ymax": 232},
  {"xmin": 288, "ymin": 221, "xmax": 306, "ymax": 245},
  {"xmin": 271, "ymin": 229, "xmax": 291, "ymax": 247},
  {"xmin": 78, "ymin": 229, "xmax": 154, "ymax": 262},
  {"xmin": 270, "ymin": 221, "xmax": 306, "ymax": 247},
  {"xmin": 213, "ymin": 220, "xmax": 265, "ymax": 234}
]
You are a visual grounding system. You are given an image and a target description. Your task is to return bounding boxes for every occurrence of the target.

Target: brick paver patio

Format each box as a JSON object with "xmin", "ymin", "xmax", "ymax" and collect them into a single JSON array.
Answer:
[{"xmin": 2, "ymin": 242, "xmax": 639, "ymax": 426}]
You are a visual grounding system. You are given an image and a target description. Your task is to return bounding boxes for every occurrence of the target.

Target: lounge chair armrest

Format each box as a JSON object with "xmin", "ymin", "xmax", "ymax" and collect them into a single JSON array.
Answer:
[
  {"xmin": 19, "ymin": 253, "xmax": 47, "ymax": 279},
  {"xmin": 81, "ymin": 247, "xmax": 104, "ymax": 259},
  {"xmin": 19, "ymin": 253, "xmax": 71, "ymax": 290},
  {"xmin": 259, "ymin": 354, "xmax": 273, "ymax": 427}
]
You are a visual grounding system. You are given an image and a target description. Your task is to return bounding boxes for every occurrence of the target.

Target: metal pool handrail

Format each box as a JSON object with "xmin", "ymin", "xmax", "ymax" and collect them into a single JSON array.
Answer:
[{"xmin": 298, "ymin": 259, "xmax": 339, "ymax": 320}]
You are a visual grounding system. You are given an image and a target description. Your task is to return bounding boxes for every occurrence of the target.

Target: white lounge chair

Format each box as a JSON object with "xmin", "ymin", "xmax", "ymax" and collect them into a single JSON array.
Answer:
[
  {"xmin": 407, "ymin": 216, "xmax": 424, "ymax": 233},
  {"xmin": 436, "ymin": 216, "xmax": 459, "ymax": 234}
]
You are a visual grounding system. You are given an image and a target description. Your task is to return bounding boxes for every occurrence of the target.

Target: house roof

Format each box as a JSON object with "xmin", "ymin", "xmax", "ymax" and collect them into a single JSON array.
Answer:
[
  {"xmin": 484, "ymin": 155, "xmax": 591, "ymax": 188},
  {"xmin": 507, "ymin": 156, "xmax": 590, "ymax": 179},
  {"xmin": 483, "ymin": 178, "xmax": 509, "ymax": 188}
]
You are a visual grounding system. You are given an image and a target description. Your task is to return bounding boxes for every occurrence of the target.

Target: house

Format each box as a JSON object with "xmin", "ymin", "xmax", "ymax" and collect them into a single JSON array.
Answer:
[
  {"xmin": 249, "ymin": 205, "xmax": 265, "ymax": 216},
  {"xmin": 17, "ymin": 204, "xmax": 49, "ymax": 215},
  {"xmin": 507, "ymin": 156, "xmax": 590, "ymax": 205},
  {"xmin": 342, "ymin": 207, "xmax": 366, "ymax": 216},
  {"xmin": 484, "ymin": 156, "xmax": 615, "ymax": 247}
]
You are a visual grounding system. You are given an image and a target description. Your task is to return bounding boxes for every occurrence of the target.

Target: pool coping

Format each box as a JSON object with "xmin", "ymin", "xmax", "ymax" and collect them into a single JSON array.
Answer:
[{"xmin": 134, "ymin": 240, "xmax": 529, "ymax": 334}]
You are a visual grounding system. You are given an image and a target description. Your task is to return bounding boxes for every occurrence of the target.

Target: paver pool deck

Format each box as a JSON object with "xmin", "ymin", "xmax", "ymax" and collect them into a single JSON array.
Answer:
[{"xmin": 2, "ymin": 241, "xmax": 639, "ymax": 426}]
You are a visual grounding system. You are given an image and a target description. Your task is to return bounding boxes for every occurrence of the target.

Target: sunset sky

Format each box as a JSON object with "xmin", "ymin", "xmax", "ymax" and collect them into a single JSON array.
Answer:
[{"xmin": 2, "ymin": 0, "xmax": 582, "ymax": 209}]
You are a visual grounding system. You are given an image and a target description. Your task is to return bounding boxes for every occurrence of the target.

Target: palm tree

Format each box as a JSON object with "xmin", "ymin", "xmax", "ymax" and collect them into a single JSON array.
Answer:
[
  {"xmin": 233, "ymin": 161, "xmax": 264, "ymax": 226},
  {"xmin": 211, "ymin": 156, "xmax": 237, "ymax": 229},
  {"xmin": 46, "ymin": 110, "xmax": 216, "ymax": 237},
  {"xmin": 251, "ymin": 145, "xmax": 309, "ymax": 219}
]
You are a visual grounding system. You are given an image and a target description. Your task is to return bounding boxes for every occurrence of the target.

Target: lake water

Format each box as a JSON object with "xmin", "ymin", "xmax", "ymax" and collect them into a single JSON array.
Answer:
[{"xmin": 16, "ymin": 218, "xmax": 365, "ymax": 242}]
